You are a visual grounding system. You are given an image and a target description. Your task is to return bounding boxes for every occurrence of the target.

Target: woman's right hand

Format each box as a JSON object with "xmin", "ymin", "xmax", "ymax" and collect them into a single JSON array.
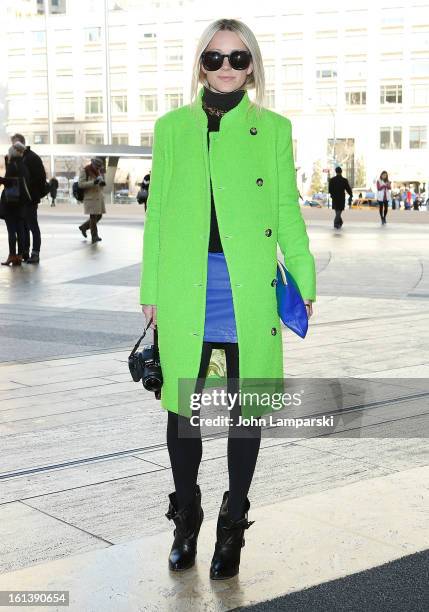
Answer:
[{"xmin": 142, "ymin": 304, "xmax": 157, "ymax": 329}]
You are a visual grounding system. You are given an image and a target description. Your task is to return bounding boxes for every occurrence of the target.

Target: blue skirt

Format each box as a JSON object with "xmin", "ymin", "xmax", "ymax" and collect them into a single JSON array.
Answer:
[{"xmin": 203, "ymin": 252, "xmax": 238, "ymax": 343}]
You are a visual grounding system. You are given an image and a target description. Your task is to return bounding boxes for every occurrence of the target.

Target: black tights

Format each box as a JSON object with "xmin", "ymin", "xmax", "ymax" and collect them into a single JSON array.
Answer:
[
  {"xmin": 5, "ymin": 215, "xmax": 25, "ymax": 255},
  {"xmin": 378, "ymin": 200, "xmax": 388, "ymax": 220},
  {"xmin": 167, "ymin": 341, "xmax": 262, "ymax": 522}
]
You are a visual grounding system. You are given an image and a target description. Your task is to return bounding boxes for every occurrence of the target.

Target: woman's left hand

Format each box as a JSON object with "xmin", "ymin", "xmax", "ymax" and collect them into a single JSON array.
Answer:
[{"xmin": 304, "ymin": 299, "xmax": 313, "ymax": 319}]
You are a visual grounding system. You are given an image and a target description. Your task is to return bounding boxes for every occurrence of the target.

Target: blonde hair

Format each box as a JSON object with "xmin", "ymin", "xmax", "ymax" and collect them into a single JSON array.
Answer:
[{"xmin": 189, "ymin": 18, "xmax": 265, "ymax": 119}]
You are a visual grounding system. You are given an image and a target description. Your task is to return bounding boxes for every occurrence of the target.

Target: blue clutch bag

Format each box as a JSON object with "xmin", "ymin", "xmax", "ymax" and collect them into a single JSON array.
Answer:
[{"xmin": 276, "ymin": 260, "xmax": 309, "ymax": 338}]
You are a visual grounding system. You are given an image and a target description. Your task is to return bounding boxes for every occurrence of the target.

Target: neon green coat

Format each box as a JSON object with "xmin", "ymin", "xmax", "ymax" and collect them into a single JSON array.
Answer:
[{"xmin": 140, "ymin": 87, "xmax": 316, "ymax": 418}]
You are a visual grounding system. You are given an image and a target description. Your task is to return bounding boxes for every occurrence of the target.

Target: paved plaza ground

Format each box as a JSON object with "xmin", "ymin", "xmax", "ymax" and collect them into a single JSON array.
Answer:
[{"xmin": 0, "ymin": 203, "xmax": 428, "ymax": 611}]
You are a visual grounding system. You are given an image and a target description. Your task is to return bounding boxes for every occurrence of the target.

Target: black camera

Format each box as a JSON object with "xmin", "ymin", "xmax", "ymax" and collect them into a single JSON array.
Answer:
[{"xmin": 128, "ymin": 319, "xmax": 163, "ymax": 400}]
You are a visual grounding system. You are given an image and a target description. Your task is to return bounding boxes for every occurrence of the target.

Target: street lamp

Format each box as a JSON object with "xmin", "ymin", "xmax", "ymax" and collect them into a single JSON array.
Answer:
[{"xmin": 325, "ymin": 102, "xmax": 337, "ymax": 169}]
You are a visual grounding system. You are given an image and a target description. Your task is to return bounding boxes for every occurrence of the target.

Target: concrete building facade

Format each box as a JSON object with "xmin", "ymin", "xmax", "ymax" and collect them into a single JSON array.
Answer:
[{"xmin": 2, "ymin": 0, "xmax": 429, "ymax": 195}]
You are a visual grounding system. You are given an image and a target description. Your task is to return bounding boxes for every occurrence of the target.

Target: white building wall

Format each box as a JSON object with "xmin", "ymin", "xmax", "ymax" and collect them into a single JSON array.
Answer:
[{"xmin": 3, "ymin": 0, "xmax": 429, "ymax": 192}]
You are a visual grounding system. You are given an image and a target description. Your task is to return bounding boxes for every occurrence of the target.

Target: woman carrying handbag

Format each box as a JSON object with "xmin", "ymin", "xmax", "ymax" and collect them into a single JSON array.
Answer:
[
  {"xmin": 376, "ymin": 170, "xmax": 392, "ymax": 225},
  {"xmin": 140, "ymin": 18, "xmax": 316, "ymax": 580},
  {"xmin": 0, "ymin": 142, "xmax": 32, "ymax": 266}
]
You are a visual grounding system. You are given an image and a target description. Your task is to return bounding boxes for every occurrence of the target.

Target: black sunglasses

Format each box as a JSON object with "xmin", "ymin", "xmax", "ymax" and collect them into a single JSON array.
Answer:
[{"xmin": 201, "ymin": 49, "xmax": 252, "ymax": 71}]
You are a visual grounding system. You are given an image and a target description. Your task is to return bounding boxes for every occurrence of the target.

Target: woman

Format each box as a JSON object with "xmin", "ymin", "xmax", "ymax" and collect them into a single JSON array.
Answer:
[
  {"xmin": 376, "ymin": 171, "xmax": 391, "ymax": 225},
  {"xmin": 140, "ymin": 18, "xmax": 316, "ymax": 580},
  {"xmin": 77, "ymin": 157, "xmax": 106, "ymax": 243},
  {"xmin": 0, "ymin": 142, "xmax": 32, "ymax": 266}
]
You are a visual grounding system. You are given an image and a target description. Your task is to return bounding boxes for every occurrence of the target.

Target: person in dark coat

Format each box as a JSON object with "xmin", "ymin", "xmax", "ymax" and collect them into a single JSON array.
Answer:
[
  {"xmin": 328, "ymin": 166, "xmax": 353, "ymax": 229},
  {"xmin": 0, "ymin": 142, "xmax": 32, "ymax": 266},
  {"xmin": 11, "ymin": 133, "xmax": 46, "ymax": 263},
  {"xmin": 137, "ymin": 171, "xmax": 151, "ymax": 211},
  {"xmin": 49, "ymin": 176, "xmax": 59, "ymax": 207}
]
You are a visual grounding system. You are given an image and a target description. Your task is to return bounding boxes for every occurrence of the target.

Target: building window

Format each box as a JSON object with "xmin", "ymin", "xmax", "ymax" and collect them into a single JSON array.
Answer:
[
  {"xmin": 140, "ymin": 94, "xmax": 158, "ymax": 113},
  {"xmin": 381, "ymin": 7, "xmax": 404, "ymax": 27},
  {"xmin": 283, "ymin": 63, "xmax": 303, "ymax": 81},
  {"xmin": 112, "ymin": 134, "xmax": 129, "ymax": 145},
  {"xmin": 380, "ymin": 84, "xmax": 402, "ymax": 105},
  {"xmin": 84, "ymin": 27, "xmax": 102, "ymax": 43},
  {"xmin": 316, "ymin": 62, "xmax": 337, "ymax": 79},
  {"xmin": 410, "ymin": 126, "xmax": 427, "ymax": 149},
  {"xmin": 380, "ymin": 55, "xmax": 403, "ymax": 77},
  {"xmin": 345, "ymin": 57, "xmax": 367, "ymax": 79},
  {"xmin": 56, "ymin": 133, "xmax": 75, "ymax": 144},
  {"xmin": 85, "ymin": 133, "xmax": 104, "ymax": 145},
  {"xmin": 260, "ymin": 39, "xmax": 276, "ymax": 59},
  {"xmin": 165, "ymin": 92, "xmax": 183, "ymax": 111},
  {"xmin": 345, "ymin": 90, "xmax": 366, "ymax": 105},
  {"xmin": 8, "ymin": 32, "xmax": 25, "ymax": 49},
  {"xmin": 140, "ymin": 133, "xmax": 153, "ymax": 146},
  {"xmin": 165, "ymin": 45, "xmax": 183, "ymax": 62},
  {"xmin": 55, "ymin": 97, "xmax": 74, "ymax": 119},
  {"xmin": 33, "ymin": 97, "xmax": 48, "ymax": 118},
  {"xmin": 410, "ymin": 56, "xmax": 429, "ymax": 77},
  {"xmin": 112, "ymin": 95, "xmax": 128, "ymax": 114},
  {"xmin": 32, "ymin": 31, "xmax": 46, "ymax": 47},
  {"xmin": 411, "ymin": 84, "xmax": 429, "ymax": 106},
  {"xmin": 137, "ymin": 27, "xmax": 157, "ymax": 39},
  {"xmin": 265, "ymin": 65, "xmax": 275, "ymax": 82},
  {"xmin": 33, "ymin": 133, "xmax": 48, "ymax": 144},
  {"xmin": 85, "ymin": 96, "xmax": 103, "ymax": 114},
  {"xmin": 141, "ymin": 47, "xmax": 157, "ymax": 63},
  {"xmin": 284, "ymin": 88, "xmax": 303, "ymax": 109},
  {"xmin": 317, "ymin": 87, "xmax": 337, "ymax": 106},
  {"xmin": 314, "ymin": 10, "xmax": 338, "ymax": 28},
  {"xmin": 264, "ymin": 89, "xmax": 275, "ymax": 108},
  {"xmin": 380, "ymin": 126, "xmax": 402, "ymax": 149}
]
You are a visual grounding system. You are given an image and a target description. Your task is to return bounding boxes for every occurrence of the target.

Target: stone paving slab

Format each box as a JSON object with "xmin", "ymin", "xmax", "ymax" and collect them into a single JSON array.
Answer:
[
  {"xmin": 0, "ymin": 502, "xmax": 110, "ymax": 575},
  {"xmin": 0, "ymin": 465, "xmax": 427, "ymax": 611},
  {"xmin": 1, "ymin": 212, "xmax": 429, "ymax": 608},
  {"xmin": 17, "ymin": 442, "xmax": 394, "ymax": 546},
  {"xmin": 0, "ymin": 456, "xmax": 162, "ymax": 505},
  {"xmin": 298, "ymin": 436, "xmax": 429, "ymax": 472}
]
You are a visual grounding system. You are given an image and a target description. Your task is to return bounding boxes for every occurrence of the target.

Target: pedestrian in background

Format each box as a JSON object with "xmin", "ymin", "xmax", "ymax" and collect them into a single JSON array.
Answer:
[
  {"xmin": 328, "ymin": 166, "xmax": 353, "ymax": 229},
  {"xmin": 376, "ymin": 171, "xmax": 391, "ymax": 225},
  {"xmin": 11, "ymin": 134, "xmax": 46, "ymax": 264},
  {"xmin": 405, "ymin": 188, "xmax": 412, "ymax": 210},
  {"xmin": 78, "ymin": 157, "xmax": 106, "ymax": 243},
  {"xmin": 49, "ymin": 176, "xmax": 59, "ymax": 207},
  {"xmin": 0, "ymin": 142, "xmax": 32, "ymax": 266},
  {"xmin": 137, "ymin": 170, "xmax": 150, "ymax": 211}
]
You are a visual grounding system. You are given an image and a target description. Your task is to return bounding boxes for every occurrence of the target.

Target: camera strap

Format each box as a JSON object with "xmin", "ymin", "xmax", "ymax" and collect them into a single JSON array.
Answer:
[{"xmin": 129, "ymin": 317, "xmax": 154, "ymax": 358}]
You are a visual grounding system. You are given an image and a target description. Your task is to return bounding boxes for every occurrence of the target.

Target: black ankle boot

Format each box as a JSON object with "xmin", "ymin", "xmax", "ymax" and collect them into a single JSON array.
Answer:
[
  {"xmin": 210, "ymin": 491, "xmax": 255, "ymax": 580},
  {"xmin": 165, "ymin": 484, "xmax": 204, "ymax": 571}
]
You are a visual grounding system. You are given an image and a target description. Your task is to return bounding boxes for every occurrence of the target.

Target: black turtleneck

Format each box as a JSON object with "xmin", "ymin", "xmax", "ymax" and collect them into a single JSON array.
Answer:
[{"xmin": 202, "ymin": 85, "xmax": 245, "ymax": 252}]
